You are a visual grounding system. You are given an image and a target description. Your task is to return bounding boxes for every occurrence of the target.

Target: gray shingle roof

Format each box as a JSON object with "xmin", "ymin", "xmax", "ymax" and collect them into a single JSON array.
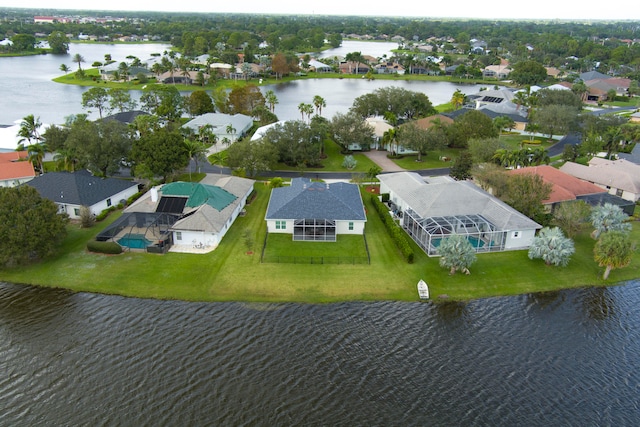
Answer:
[
  {"xmin": 25, "ymin": 170, "xmax": 138, "ymax": 206},
  {"xmin": 265, "ymin": 178, "xmax": 366, "ymax": 221}
]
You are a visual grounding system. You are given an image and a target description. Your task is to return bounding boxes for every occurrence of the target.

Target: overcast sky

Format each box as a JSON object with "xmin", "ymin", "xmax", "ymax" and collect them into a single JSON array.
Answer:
[{"xmin": 5, "ymin": 1, "xmax": 640, "ymax": 21}]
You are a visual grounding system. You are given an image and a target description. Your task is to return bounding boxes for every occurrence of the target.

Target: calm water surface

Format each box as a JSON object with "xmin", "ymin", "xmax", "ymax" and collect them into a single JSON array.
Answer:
[
  {"xmin": 1, "ymin": 280, "xmax": 639, "ymax": 425},
  {"xmin": 0, "ymin": 41, "xmax": 483, "ymax": 126}
]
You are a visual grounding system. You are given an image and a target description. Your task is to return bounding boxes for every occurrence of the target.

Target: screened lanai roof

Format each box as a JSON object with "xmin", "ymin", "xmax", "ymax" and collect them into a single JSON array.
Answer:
[{"xmin": 420, "ymin": 213, "xmax": 497, "ymax": 236}]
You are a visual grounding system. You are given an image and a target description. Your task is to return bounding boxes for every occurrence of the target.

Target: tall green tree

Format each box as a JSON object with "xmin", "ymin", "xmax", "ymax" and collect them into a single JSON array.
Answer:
[
  {"xmin": 131, "ymin": 126, "xmax": 189, "ymax": 182},
  {"xmin": 108, "ymin": 88, "xmax": 137, "ymax": 113},
  {"xmin": 398, "ymin": 121, "xmax": 446, "ymax": 162},
  {"xmin": 449, "ymin": 150, "xmax": 474, "ymax": 180},
  {"xmin": 17, "ymin": 114, "xmax": 43, "ymax": 147},
  {"xmin": 330, "ymin": 112, "xmax": 375, "ymax": 152},
  {"xmin": 72, "ymin": 53, "xmax": 85, "ymax": 71},
  {"xmin": 594, "ymin": 231, "xmax": 634, "ymax": 280},
  {"xmin": 184, "ymin": 90, "xmax": 215, "ymax": 117},
  {"xmin": 48, "ymin": 31, "xmax": 70, "ymax": 54},
  {"xmin": 140, "ymin": 86, "xmax": 184, "ymax": 122},
  {"xmin": 81, "ymin": 87, "xmax": 110, "ymax": 119},
  {"xmin": 552, "ymin": 200, "xmax": 591, "ymax": 238},
  {"xmin": 226, "ymin": 139, "xmax": 278, "ymax": 177},
  {"xmin": 0, "ymin": 186, "xmax": 68, "ymax": 267},
  {"xmin": 502, "ymin": 173, "xmax": 552, "ymax": 224},
  {"xmin": 313, "ymin": 95, "xmax": 326, "ymax": 116}
]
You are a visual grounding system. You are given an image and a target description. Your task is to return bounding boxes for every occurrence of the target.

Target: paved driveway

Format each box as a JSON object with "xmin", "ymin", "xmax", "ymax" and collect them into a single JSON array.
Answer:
[{"xmin": 363, "ymin": 150, "xmax": 406, "ymax": 172}]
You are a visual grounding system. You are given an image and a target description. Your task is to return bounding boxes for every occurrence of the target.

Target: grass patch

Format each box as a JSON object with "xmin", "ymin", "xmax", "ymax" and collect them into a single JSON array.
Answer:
[
  {"xmin": 388, "ymin": 147, "xmax": 462, "ymax": 170},
  {"xmin": 1, "ymin": 184, "xmax": 638, "ymax": 303},
  {"xmin": 263, "ymin": 233, "xmax": 368, "ymax": 259}
]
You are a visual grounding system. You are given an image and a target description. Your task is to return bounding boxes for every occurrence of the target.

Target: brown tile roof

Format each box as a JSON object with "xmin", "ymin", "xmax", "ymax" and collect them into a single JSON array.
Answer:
[
  {"xmin": 0, "ymin": 151, "xmax": 35, "ymax": 181},
  {"xmin": 509, "ymin": 165, "xmax": 605, "ymax": 204}
]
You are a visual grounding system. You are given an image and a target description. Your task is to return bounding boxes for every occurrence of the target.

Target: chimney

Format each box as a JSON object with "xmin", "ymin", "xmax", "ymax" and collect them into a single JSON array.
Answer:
[{"xmin": 150, "ymin": 186, "xmax": 159, "ymax": 202}]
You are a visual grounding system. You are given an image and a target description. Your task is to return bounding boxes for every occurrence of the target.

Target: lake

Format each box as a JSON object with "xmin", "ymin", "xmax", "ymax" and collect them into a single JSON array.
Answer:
[
  {"xmin": 0, "ymin": 41, "xmax": 484, "ymax": 127},
  {"xmin": 2, "ymin": 41, "xmax": 639, "ymax": 425},
  {"xmin": 1, "ymin": 280, "xmax": 639, "ymax": 425}
]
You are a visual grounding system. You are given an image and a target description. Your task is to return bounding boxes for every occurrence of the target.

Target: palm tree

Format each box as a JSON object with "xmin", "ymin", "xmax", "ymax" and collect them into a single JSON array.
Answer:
[
  {"xmin": 59, "ymin": 64, "xmax": 71, "ymax": 74},
  {"xmin": 72, "ymin": 53, "xmax": 85, "ymax": 71},
  {"xmin": 225, "ymin": 125, "xmax": 236, "ymax": 142},
  {"xmin": 298, "ymin": 103, "xmax": 314, "ymax": 122},
  {"xmin": 527, "ymin": 227, "xmax": 575, "ymax": 267},
  {"xmin": 313, "ymin": 95, "xmax": 326, "ymax": 116},
  {"xmin": 594, "ymin": 231, "xmax": 633, "ymax": 280},
  {"xmin": 54, "ymin": 147, "xmax": 78, "ymax": 172},
  {"xmin": 209, "ymin": 151, "xmax": 227, "ymax": 175},
  {"xmin": 513, "ymin": 90, "xmax": 529, "ymax": 112},
  {"xmin": 438, "ymin": 234, "xmax": 477, "ymax": 275},
  {"xmin": 27, "ymin": 142, "xmax": 47, "ymax": 174},
  {"xmin": 265, "ymin": 90, "xmax": 278, "ymax": 113},
  {"xmin": 451, "ymin": 89, "xmax": 466, "ymax": 109},
  {"xmin": 17, "ymin": 114, "xmax": 42, "ymax": 147},
  {"xmin": 183, "ymin": 139, "xmax": 208, "ymax": 180},
  {"xmin": 590, "ymin": 203, "xmax": 632, "ymax": 239},
  {"xmin": 381, "ymin": 127, "xmax": 398, "ymax": 155},
  {"xmin": 118, "ymin": 62, "xmax": 130, "ymax": 82}
]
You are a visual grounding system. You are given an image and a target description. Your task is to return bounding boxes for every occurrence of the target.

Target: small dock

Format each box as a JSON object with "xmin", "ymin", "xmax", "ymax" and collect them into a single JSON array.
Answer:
[{"xmin": 417, "ymin": 280, "xmax": 429, "ymax": 300}]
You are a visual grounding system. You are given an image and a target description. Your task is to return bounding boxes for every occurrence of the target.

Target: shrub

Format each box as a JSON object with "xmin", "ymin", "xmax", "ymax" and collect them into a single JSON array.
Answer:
[
  {"xmin": 371, "ymin": 194, "xmax": 414, "ymax": 263},
  {"xmin": 79, "ymin": 205, "xmax": 95, "ymax": 228},
  {"xmin": 95, "ymin": 206, "xmax": 116, "ymax": 222},
  {"xmin": 87, "ymin": 240, "xmax": 123, "ymax": 254},
  {"xmin": 127, "ymin": 191, "xmax": 144, "ymax": 205}
]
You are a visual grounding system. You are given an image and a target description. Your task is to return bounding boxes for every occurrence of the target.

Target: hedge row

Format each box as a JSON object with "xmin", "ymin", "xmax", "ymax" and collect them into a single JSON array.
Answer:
[
  {"xmin": 370, "ymin": 194, "xmax": 414, "ymax": 263},
  {"xmin": 87, "ymin": 240, "xmax": 123, "ymax": 255}
]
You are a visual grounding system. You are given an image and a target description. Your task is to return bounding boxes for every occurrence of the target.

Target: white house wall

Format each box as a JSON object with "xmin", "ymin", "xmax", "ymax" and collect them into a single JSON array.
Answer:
[
  {"xmin": 504, "ymin": 229, "xmax": 536, "ymax": 250},
  {"xmin": 266, "ymin": 219, "xmax": 293, "ymax": 233},
  {"xmin": 173, "ymin": 230, "xmax": 221, "ymax": 248},
  {"xmin": 336, "ymin": 220, "xmax": 365, "ymax": 235}
]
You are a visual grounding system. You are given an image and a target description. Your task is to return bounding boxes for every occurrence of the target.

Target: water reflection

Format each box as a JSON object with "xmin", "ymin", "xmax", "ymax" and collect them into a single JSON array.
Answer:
[
  {"xmin": 579, "ymin": 286, "xmax": 615, "ymax": 321},
  {"xmin": 526, "ymin": 290, "xmax": 566, "ymax": 311}
]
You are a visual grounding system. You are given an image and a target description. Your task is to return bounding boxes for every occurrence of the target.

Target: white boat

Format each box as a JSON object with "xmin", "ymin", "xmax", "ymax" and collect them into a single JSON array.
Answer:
[{"xmin": 417, "ymin": 280, "xmax": 429, "ymax": 300}]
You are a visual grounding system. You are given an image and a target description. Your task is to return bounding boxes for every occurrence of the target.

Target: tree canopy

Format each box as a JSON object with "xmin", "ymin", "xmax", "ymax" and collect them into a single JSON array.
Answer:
[
  {"xmin": 350, "ymin": 87, "xmax": 435, "ymax": 121},
  {"xmin": 0, "ymin": 186, "xmax": 68, "ymax": 267}
]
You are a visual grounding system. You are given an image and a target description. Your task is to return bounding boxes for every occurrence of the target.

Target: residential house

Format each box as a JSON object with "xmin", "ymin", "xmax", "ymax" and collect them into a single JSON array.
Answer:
[
  {"xmin": 508, "ymin": 165, "xmax": 634, "ymax": 215},
  {"xmin": 0, "ymin": 151, "xmax": 36, "ymax": 187},
  {"xmin": 307, "ymin": 59, "xmax": 332, "ymax": 73},
  {"xmin": 113, "ymin": 174, "xmax": 255, "ymax": 253},
  {"xmin": 25, "ymin": 170, "xmax": 139, "ymax": 219},
  {"xmin": 101, "ymin": 110, "xmax": 150, "ymax": 125},
  {"xmin": 182, "ymin": 113, "xmax": 253, "ymax": 145},
  {"xmin": 265, "ymin": 178, "xmax": 366, "ymax": 241},
  {"xmin": 560, "ymin": 158, "xmax": 640, "ymax": 202},
  {"xmin": 445, "ymin": 88, "xmax": 528, "ymax": 130},
  {"xmin": 628, "ymin": 112, "xmax": 640, "ymax": 124},
  {"xmin": 377, "ymin": 172, "xmax": 541, "ymax": 256},
  {"xmin": 358, "ymin": 117, "xmax": 392, "ymax": 151},
  {"xmin": 482, "ymin": 63, "xmax": 512, "ymax": 79},
  {"xmin": 339, "ymin": 61, "xmax": 370, "ymax": 74},
  {"xmin": 373, "ymin": 61, "xmax": 405, "ymax": 75}
]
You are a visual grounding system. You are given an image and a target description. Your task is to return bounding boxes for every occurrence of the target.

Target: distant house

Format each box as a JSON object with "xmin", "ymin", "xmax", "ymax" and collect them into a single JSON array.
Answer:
[
  {"xmin": 114, "ymin": 174, "xmax": 255, "ymax": 253},
  {"xmin": 101, "ymin": 110, "xmax": 150, "ymax": 125},
  {"xmin": 560, "ymin": 158, "xmax": 640, "ymax": 202},
  {"xmin": 307, "ymin": 59, "xmax": 332, "ymax": 73},
  {"xmin": 265, "ymin": 178, "xmax": 366, "ymax": 241},
  {"xmin": 628, "ymin": 112, "xmax": 640, "ymax": 124},
  {"xmin": 377, "ymin": 172, "xmax": 541, "ymax": 256},
  {"xmin": 0, "ymin": 151, "xmax": 36, "ymax": 188},
  {"xmin": 25, "ymin": 170, "xmax": 139, "ymax": 219},
  {"xmin": 482, "ymin": 64, "xmax": 512, "ymax": 79},
  {"xmin": 339, "ymin": 61, "xmax": 370, "ymax": 74},
  {"xmin": 182, "ymin": 113, "xmax": 254, "ymax": 144},
  {"xmin": 373, "ymin": 62, "xmax": 405, "ymax": 75},
  {"xmin": 356, "ymin": 117, "xmax": 391, "ymax": 151}
]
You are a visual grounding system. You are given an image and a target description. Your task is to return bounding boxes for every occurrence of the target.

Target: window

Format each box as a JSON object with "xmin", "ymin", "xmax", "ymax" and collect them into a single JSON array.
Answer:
[
  {"xmin": 106, "ymin": 198, "xmax": 112, "ymax": 207},
  {"xmin": 616, "ymin": 189, "xmax": 623, "ymax": 197},
  {"xmin": 275, "ymin": 220, "xmax": 286, "ymax": 230},
  {"xmin": 348, "ymin": 222, "xmax": 354, "ymax": 231},
  {"xmin": 176, "ymin": 232, "xmax": 182, "ymax": 241},
  {"xmin": 74, "ymin": 208, "xmax": 80, "ymax": 216},
  {"xmin": 512, "ymin": 231, "xmax": 520, "ymax": 238}
]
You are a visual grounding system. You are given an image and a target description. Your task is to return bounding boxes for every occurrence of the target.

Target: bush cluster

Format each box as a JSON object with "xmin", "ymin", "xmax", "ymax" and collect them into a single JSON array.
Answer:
[
  {"xmin": 87, "ymin": 240, "xmax": 123, "ymax": 254},
  {"xmin": 371, "ymin": 194, "xmax": 414, "ymax": 263},
  {"xmin": 95, "ymin": 206, "xmax": 117, "ymax": 222}
]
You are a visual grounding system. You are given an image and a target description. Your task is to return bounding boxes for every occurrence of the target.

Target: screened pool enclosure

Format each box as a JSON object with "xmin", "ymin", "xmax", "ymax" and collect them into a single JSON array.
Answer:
[
  {"xmin": 293, "ymin": 219, "xmax": 337, "ymax": 242},
  {"xmin": 403, "ymin": 209, "xmax": 506, "ymax": 256}
]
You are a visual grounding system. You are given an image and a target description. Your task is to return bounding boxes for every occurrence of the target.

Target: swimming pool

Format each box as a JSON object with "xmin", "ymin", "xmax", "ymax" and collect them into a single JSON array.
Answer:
[
  {"xmin": 117, "ymin": 234, "xmax": 152, "ymax": 249},
  {"xmin": 432, "ymin": 236, "xmax": 486, "ymax": 248}
]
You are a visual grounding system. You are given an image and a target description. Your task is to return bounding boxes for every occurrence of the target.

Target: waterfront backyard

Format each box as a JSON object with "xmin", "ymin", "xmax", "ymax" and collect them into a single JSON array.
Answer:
[{"xmin": 0, "ymin": 183, "xmax": 638, "ymax": 302}]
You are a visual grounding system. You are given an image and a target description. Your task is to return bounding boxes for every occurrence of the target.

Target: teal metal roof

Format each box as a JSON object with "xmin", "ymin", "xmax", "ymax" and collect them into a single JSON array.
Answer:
[{"xmin": 161, "ymin": 182, "xmax": 237, "ymax": 211}]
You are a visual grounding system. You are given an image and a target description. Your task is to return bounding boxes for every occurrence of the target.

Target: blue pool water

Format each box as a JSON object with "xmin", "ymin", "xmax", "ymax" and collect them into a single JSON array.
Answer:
[
  {"xmin": 432, "ymin": 236, "xmax": 486, "ymax": 248},
  {"xmin": 117, "ymin": 234, "xmax": 152, "ymax": 249}
]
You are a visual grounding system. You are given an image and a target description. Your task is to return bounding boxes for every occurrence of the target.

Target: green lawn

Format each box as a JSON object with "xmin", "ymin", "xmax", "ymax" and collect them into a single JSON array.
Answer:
[
  {"xmin": 263, "ymin": 233, "xmax": 369, "ymax": 263},
  {"xmin": 1, "ymin": 184, "xmax": 638, "ymax": 303},
  {"xmin": 388, "ymin": 147, "xmax": 462, "ymax": 170}
]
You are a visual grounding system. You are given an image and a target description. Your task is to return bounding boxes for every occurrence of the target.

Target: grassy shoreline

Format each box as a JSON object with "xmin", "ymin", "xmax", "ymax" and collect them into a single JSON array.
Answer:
[{"xmin": 1, "ymin": 183, "xmax": 638, "ymax": 303}]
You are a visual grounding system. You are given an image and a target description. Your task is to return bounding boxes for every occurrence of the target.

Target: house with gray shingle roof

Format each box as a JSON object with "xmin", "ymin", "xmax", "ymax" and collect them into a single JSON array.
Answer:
[
  {"xmin": 25, "ymin": 170, "xmax": 139, "ymax": 219},
  {"xmin": 182, "ymin": 113, "xmax": 253, "ymax": 144},
  {"xmin": 265, "ymin": 178, "xmax": 366, "ymax": 241},
  {"xmin": 377, "ymin": 172, "xmax": 541, "ymax": 256}
]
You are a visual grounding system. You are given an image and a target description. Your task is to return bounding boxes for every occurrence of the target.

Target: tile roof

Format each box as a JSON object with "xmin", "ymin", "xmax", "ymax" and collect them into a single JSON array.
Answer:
[
  {"xmin": 265, "ymin": 178, "xmax": 366, "ymax": 221},
  {"xmin": 509, "ymin": 165, "xmax": 605, "ymax": 204},
  {"xmin": 25, "ymin": 170, "xmax": 138, "ymax": 206},
  {"xmin": 0, "ymin": 151, "xmax": 35, "ymax": 181},
  {"xmin": 560, "ymin": 159, "xmax": 640, "ymax": 194}
]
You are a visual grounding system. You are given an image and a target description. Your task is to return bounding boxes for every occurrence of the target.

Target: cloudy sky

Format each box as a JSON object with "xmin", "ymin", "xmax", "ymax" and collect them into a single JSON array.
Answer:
[{"xmin": 5, "ymin": 0, "xmax": 640, "ymax": 21}]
